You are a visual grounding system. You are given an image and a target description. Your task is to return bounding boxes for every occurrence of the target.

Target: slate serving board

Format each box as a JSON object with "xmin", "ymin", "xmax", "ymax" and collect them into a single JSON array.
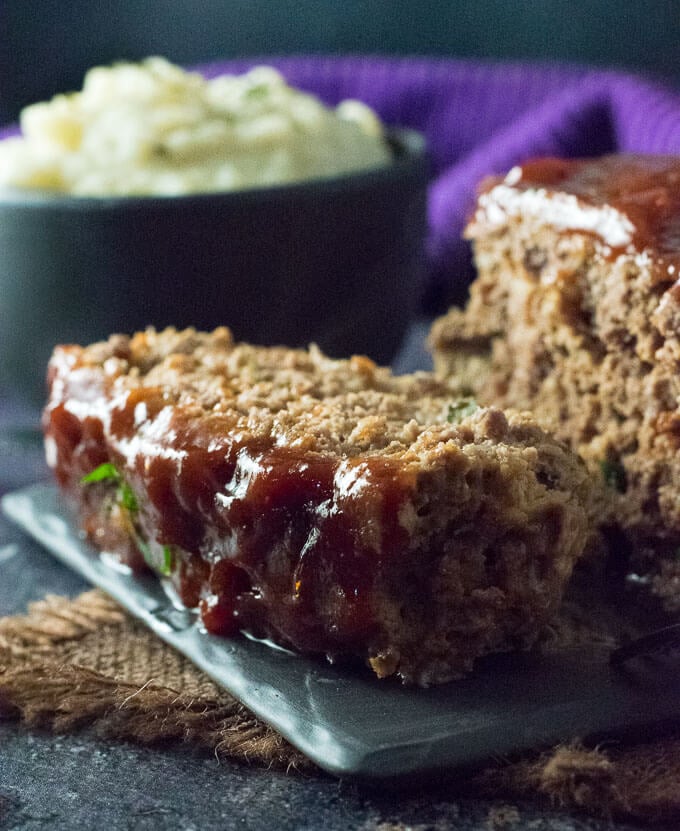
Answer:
[{"xmin": 3, "ymin": 482, "xmax": 679, "ymax": 780}]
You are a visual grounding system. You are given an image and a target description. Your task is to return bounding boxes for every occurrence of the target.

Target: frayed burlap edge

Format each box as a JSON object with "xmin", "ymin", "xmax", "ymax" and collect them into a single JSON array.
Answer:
[
  {"xmin": 474, "ymin": 737, "xmax": 680, "ymax": 825},
  {"xmin": 1, "ymin": 590, "xmax": 679, "ymax": 823},
  {"xmin": 0, "ymin": 590, "xmax": 307, "ymax": 770}
]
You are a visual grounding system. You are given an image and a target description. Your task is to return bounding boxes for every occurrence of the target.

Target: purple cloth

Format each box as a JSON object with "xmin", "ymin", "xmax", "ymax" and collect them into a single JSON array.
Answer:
[{"xmin": 201, "ymin": 57, "xmax": 680, "ymax": 305}]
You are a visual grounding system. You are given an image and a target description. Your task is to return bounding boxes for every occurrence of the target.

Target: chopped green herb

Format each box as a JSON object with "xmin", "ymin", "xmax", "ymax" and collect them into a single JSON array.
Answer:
[
  {"xmin": 82, "ymin": 463, "xmax": 173, "ymax": 577},
  {"xmin": 245, "ymin": 83, "xmax": 268, "ymax": 99},
  {"xmin": 138, "ymin": 542, "xmax": 174, "ymax": 577},
  {"xmin": 600, "ymin": 459, "xmax": 627, "ymax": 493},
  {"xmin": 82, "ymin": 462, "xmax": 139, "ymax": 512},
  {"xmin": 81, "ymin": 462, "xmax": 119, "ymax": 484},
  {"xmin": 160, "ymin": 545, "xmax": 174, "ymax": 577},
  {"xmin": 446, "ymin": 398, "xmax": 478, "ymax": 424},
  {"xmin": 136, "ymin": 534, "xmax": 152, "ymax": 562},
  {"xmin": 119, "ymin": 481, "xmax": 138, "ymax": 513}
]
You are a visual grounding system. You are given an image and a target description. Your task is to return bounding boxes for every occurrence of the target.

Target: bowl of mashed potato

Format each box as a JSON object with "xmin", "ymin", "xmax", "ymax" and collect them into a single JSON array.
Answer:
[{"xmin": 0, "ymin": 58, "xmax": 427, "ymax": 402}]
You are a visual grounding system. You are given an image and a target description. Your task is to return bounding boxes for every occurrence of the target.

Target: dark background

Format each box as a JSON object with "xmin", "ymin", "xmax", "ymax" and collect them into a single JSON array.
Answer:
[{"xmin": 1, "ymin": 0, "xmax": 679, "ymax": 124}]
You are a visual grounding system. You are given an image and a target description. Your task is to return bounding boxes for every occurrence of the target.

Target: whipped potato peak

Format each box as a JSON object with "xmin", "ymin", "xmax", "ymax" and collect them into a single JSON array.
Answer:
[{"xmin": 0, "ymin": 57, "xmax": 391, "ymax": 197}]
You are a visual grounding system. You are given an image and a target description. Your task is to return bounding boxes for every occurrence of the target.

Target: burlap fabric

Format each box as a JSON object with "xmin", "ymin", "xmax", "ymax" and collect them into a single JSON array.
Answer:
[{"xmin": 1, "ymin": 590, "xmax": 679, "ymax": 825}]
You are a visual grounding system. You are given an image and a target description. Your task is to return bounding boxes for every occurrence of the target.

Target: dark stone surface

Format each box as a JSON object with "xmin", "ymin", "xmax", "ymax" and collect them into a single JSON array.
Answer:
[{"xmin": 0, "ymin": 724, "xmax": 650, "ymax": 831}]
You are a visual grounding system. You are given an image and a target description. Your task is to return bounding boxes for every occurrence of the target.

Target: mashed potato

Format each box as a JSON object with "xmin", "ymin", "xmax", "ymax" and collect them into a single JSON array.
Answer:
[{"xmin": 0, "ymin": 58, "xmax": 391, "ymax": 196}]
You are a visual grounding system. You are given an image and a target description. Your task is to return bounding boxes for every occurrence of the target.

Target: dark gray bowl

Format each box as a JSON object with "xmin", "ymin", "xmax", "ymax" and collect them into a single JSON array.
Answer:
[{"xmin": 0, "ymin": 128, "xmax": 427, "ymax": 404}]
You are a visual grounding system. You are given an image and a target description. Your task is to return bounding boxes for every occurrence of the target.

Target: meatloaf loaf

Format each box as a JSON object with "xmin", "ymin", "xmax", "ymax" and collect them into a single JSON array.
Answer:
[
  {"xmin": 44, "ymin": 327, "xmax": 593, "ymax": 685},
  {"xmin": 430, "ymin": 155, "xmax": 680, "ymax": 610}
]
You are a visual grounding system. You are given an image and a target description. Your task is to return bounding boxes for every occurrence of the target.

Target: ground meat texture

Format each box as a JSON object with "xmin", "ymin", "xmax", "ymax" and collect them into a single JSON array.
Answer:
[
  {"xmin": 44, "ymin": 326, "xmax": 593, "ymax": 685},
  {"xmin": 430, "ymin": 154, "xmax": 680, "ymax": 611}
]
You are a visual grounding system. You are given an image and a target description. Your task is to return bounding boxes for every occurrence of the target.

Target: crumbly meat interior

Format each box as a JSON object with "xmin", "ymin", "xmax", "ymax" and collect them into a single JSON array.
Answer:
[
  {"xmin": 430, "ymin": 212, "xmax": 680, "ymax": 610},
  {"xmin": 45, "ymin": 327, "xmax": 594, "ymax": 684}
]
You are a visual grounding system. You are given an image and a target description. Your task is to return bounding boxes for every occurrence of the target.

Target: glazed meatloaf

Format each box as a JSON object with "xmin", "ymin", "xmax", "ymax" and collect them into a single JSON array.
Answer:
[
  {"xmin": 44, "ymin": 327, "xmax": 593, "ymax": 685},
  {"xmin": 430, "ymin": 155, "xmax": 680, "ymax": 609}
]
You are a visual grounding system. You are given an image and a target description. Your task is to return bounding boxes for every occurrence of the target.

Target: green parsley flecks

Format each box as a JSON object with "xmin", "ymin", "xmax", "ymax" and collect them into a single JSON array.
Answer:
[
  {"xmin": 81, "ymin": 461, "xmax": 168, "ymax": 575},
  {"xmin": 119, "ymin": 481, "xmax": 138, "ymax": 513},
  {"xmin": 81, "ymin": 462, "xmax": 119, "ymax": 484},
  {"xmin": 244, "ymin": 83, "xmax": 269, "ymax": 100},
  {"xmin": 446, "ymin": 398, "xmax": 479, "ymax": 424},
  {"xmin": 81, "ymin": 461, "xmax": 138, "ymax": 510},
  {"xmin": 160, "ymin": 545, "xmax": 174, "ymax": 577}
]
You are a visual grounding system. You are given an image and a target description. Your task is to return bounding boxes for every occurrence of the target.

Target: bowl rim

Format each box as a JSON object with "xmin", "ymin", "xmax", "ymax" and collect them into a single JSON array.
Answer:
[{"xmin": 0, "ymin": 126, "xmax": 427, "ymax": 210}]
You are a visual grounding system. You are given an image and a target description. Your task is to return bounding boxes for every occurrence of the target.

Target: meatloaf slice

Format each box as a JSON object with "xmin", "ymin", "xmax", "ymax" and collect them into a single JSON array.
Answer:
[
  {"xmin": 44, "ymin": 327, "xmax": 593, "ymax": 685},
  {"xmin": 430, "ymin": 155, "xmax": 680, "ymax": 610}
]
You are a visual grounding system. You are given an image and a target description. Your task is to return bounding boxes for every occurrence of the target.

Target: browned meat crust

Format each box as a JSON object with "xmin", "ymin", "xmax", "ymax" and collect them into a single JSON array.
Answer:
[
  {"xmin": 430, "ymin": 155, "xmax": 680, "ymax": 610},
  {"xmin": 44, "ymin": 327, "xmax": 593, "ymax": 685}
]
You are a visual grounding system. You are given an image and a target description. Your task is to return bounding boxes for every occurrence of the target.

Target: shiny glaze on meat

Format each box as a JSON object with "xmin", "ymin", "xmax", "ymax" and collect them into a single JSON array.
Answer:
[
  {"xmin": 45, "ymin": 355, "xmax": 412, "ymax": 657},
  {"xmin": 472, "ymin": 155, "xmax": 680, "ymax": 291}
]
